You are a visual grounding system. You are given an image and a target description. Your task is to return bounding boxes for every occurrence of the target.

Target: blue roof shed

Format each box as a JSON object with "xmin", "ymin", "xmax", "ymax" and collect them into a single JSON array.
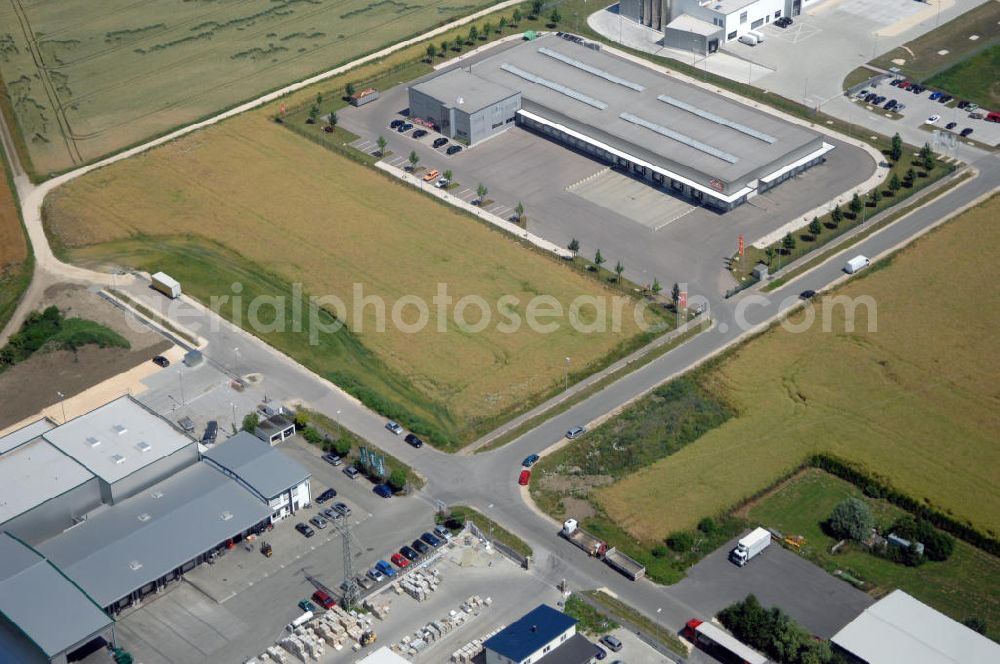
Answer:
[{"xmin": 484, "ymin": 604, "xmax": 577, "ymax": 662}]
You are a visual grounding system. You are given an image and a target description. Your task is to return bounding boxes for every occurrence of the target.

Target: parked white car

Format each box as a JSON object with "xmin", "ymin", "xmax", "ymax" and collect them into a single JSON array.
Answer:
[{"xmin": 925, "ymin": 115, "xmax": 941, "ymax": 125}]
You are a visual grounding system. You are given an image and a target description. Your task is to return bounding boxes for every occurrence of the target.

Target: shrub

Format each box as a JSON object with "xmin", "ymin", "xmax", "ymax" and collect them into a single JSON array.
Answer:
[
  {"xmin": 445, "ymin": 511, "xmax": 466, "ymax": 530},
  {"xmin": 666, "ymin": 531, "xmax": 694, "ymax": 552},
  {"xmin": 827, "ymin": 497, "xmax": 873, "ymax": 542},
  {"xmin": 293, "ymin": 411, "xmax": 310, "ymax": 430},
  {"xmin": 302, "ymin": 427, "xmax": 323, "ymax": 444},
  {"xmin": 651, "ymin": 544, "xmax": 668, "ymax": 558},
  {"xmin": 241, "ymin": 412, "xmax": 259, "ymax": 433},
  {"xmin": 697, "ymin": 517, "xmax": 718, "ymax": 535},
  {"xmin": 963, "ymin": 617, "xmax": 987, "ymax": 635},
  {"xmin": 334, "ymin": 437, "xmax": 351, "ymax": 457},
  {"xmin": 388, "ymin": 468, "xmax": 408, "ymax": 492}
]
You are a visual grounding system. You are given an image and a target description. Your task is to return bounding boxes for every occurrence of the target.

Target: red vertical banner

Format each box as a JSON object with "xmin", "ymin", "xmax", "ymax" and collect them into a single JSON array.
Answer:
[
  {"xmin": 679, "ymin": 291, "xmax": 688, "ymax": 309},
  {"xmin": 280, "ymin": 103, "xmax": 287, "ymax": 117},
  {"xmin": 739, "ymin": 234, "xmax": 745, "ymax": 257}
]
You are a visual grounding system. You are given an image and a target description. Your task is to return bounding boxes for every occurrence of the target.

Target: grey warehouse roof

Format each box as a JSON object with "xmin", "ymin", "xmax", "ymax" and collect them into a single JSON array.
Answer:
[
  {"xmin": 0, "ymin": 533, "xmax": 111, "ymax": 657},
  {"xmin": 42, "ymin": 395, "xmax": 194, "ymax": 484},
  {"xmin": 454, "ymin": 34, "xmax": 822, "ymax": 187},
  {"xmin": 204, "ymin": 432, "xmax": 310, "ymax": 500},
  {"xmin": 667, "ymin": 14, "xmax": 724, "ymax": 36},
  {"xmin": 832, "ymin": 590, "xmax": 1000, "ymax": 664},
  {"xmin": 0, "ymin": 438, "xmax": 94, "ymax": 525},
  {"xmin": 0, "ymin": 418, "xmax": 53, "ymax": 454},
  {"xmin": 539, "ymin": 633, "xmax": 601, "ymax": 664},
  {"xmin": 39, "ymin": 462, "xmax": 271, "ymax": 608},
  {"xmin": 411, "ymin": 67, "xmax": 518, "ymax": 112}
]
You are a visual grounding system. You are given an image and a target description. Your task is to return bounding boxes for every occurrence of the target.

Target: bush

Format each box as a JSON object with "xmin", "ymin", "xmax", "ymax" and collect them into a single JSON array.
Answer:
[
  {"xmin": 334, "ymin": 437, "xmax": 351, "ymax": 457},
  {"xmin": 445, "ymin": 511, "xmax": 466, "ymax": 530},
  {"xmin": 388, "ymin": 468, "xmax": 408, "ymax": 492},
  {"xmin": 890, "ymin": 515, "xmax": 954, "ymax": 562},
  {"xmin": 651, "ymin": 544, "xmax": 668, "ymax": 558},
  {"xmin": 241, "ymin": 412, "xmax": 260, "ymax": 433},
  {"xmin": 666, "ymin": 531, "xmax": 694, "ymax": 552},
  {"xmin": 963, "ymin": 617, "xmax": 987, "ymax": 635},
  {"xmin": 697, "ymin": 517, "xmax": 718, "ymax": 535},
  {"xmin": 827, "ymin": 497, "xmax": 873, "ymax": 542},
  {"xmin": 293, "ymin": 411, "xmax": 310, "ymax": 430},
  {"xmin": 302, "ymin": 426, "xmax": 323, "ymax": 444}
]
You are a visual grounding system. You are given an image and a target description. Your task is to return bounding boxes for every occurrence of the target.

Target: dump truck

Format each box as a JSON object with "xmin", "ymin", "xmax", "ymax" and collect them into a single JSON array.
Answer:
[
  {"xmin": 560, "ymin": 519, "xmax": 646, "ymax": 580},
  {"xmin": 151, "ymin": 271, "xmax": 181, "ymax": 299},
  {"xmin": 729, "ymin": 527, "xmax": 771, "ymax": 567}
]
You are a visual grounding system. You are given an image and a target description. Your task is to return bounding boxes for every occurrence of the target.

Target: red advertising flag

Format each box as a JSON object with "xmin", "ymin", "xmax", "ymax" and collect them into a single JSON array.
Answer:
[
  {"xmin": 279, "ymin": 103, "xmax": 287, "ymax": 116},
  {"xmin": 679, "ymin": 291, "xmax": 688, "ymax": 309},
  {"xmin": 739, "ymin": 234, "xmax": 745, "ymax": 257}
]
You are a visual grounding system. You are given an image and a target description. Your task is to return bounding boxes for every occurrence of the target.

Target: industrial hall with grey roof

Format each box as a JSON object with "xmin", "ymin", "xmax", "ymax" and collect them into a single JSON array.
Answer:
[
  {"xmin": 0, "ymin": 396, "xmax": 312, "ymax": 663},
  {"xmin": 408, "ymin": 33, "xmax": 833, "ymax": 210}
]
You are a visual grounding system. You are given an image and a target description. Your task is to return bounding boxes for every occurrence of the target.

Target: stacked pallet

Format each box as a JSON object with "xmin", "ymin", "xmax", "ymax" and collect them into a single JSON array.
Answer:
[
  {"xmin": 450, "ymin": 623, "xmax": 506, "ymax": 663},
  {"xmin": 364, "ymin": 594, "xmax": 392, "ymax": 619},
  {"xmin": 398, "ymin": 568, "xmax": 441, "ymax": 602},
  {"xmin": 391, "ymin": 595, "xmax": 492, "ymax": 659}
]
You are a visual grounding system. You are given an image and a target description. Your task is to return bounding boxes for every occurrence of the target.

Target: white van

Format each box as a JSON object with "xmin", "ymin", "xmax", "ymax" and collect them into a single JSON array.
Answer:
[
  {"xmin": 844, "ymin": 255, "xmax": 870, "ymax": 274},
  {"xmin": 738, "ymin": 33, "xmax": 759, "ymax": 46},
  {"xmin": 750, "ymin": 30, "xmax": 765, "ymax": 43}
]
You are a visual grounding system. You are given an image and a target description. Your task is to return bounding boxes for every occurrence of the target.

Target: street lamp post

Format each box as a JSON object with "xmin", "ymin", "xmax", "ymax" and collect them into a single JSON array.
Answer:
[
  {"xmin": 231, "ymin": 402, "xmax": 237, "ymax": 430},
  {"xmin": 564, "ymin": 357, "xmax": 571, "ymax": 391},
  {"xmin": 336, "ymin": 409, "xmax": 342, "ymax": 437},
  {"xmin": 57, "ymin": 391, "xmax": 67, "ymax": 424},
  {"xmin": 178, "ymin": 371, "xmax": 185, "ymax": 406}
]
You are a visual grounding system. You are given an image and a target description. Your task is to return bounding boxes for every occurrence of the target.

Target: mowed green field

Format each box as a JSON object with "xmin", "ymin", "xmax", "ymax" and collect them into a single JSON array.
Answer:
[
  {"xmin": 748, "ymin": 470, "xmax": 1000, "ymax": 638},
  {"xmin": 44, "ymin": 109, "xmax": 659, "ymax": 448},
  {"xmin": 596, "ymin": 195, "xmax": 1000, "ymax": 541},
  {"xmin": 928, "ymin": 44, "xmax": 1000, "ymax": 110},
  {"xmin": 0, "ymin": 0, "xmax": 491, "ymax": 176}
]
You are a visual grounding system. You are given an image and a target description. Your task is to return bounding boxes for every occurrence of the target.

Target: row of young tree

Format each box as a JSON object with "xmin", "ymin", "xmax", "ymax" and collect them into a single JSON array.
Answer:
[
  {"xmin": 422, "ymin": 0, "xmax": 563, "ymax": 60},
  {"xmin": 564, "ymin": 238, "xmax": 683, "ymax": 303}
]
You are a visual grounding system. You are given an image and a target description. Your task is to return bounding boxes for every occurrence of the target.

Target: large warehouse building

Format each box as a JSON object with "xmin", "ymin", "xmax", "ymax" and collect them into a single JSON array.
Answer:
[
  {"xmin": 0, "ymin": 398, "xmax": 312, "ymax": 661},
  {"xmin": 408, "ymin": 34, "xmax": 831, "ymax": 210}
]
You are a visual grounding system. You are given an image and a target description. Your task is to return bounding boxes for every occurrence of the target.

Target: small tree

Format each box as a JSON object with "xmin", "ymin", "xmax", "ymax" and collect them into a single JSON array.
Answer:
[
  {"xmin": 905, "ymin": 167, "xmax": 916, "ymax": 183},
  {"xmin": 388, "ymin": 468, "xmax": 408, "ymax": 492},
  {"xmin": 782, "ymin": 232, "xmax": 796, "ymax": 253},
  {"xmin": 765, "ymin": 246, "xmax": 776, "ymax": 265},
  {"xmin": 831, "ymin": 205, "xmax": 843, "ymax": 224},
  {"xmin": 345, "ymin": 81, "xmax": 356, "ymax": 98},
  {"xmin": 594, "ymin": 249, "xmax": 605, "ymax": 270},
  {"xmin": 850, "ymin": 192, "xmax": 862, "ymax": 216},
  {"xmin": 890, "ymin": 132, "xmax": 903, "ymax": 162},
  {"xmin": 870, "ymin": 189, "xmax": 882, "ymax": 206},
  {"xmin": 440, "ymin": 39, "xmax": 449, "ymax": 55},
  {"xmin": 614, "ymin": 260, "xmax": 625, "ymax": 285},
  {"xmin": 697, "ymin": 517, "xmax": 718, "ymax": 535},
  {"xmin": 443, "ymin": 169, "xmax": 453, "ymax": 181},
  {"xmin": 376, "ymin": 135, "xmax": 387, "ymax": 156},
  {"xmin": 334, "ymin": 437, "xmax": 351, "ymax": 457},
  {"xmin": 808, "ymin": 217, "xmax": 822, "ymax": 238},
  {"xmin": 293, "ymin": 411, "xmax": 310, "ymax": 430},
  {"xmin": 651, "ymin": 277, "xmax": 662, "ymax": 296},
  {"xmin": 426, "ymin": 43, "xmax": 437, "ymax": 60},
  {"xmin": 326, "ymin": 111, "xmax": 338, "ymax": 131},
  {"xmin": 512, "ymin": 8, "xmax": 523, "ymax": 24},
  {"xmin": 888, "ymin": 172, "xmax": 901, "ymax": 194},
  {"xmin": 549, "ymin": 7, "xmax": 561, "ymax": 24},
  {"xmin": 476, "ymin": 182, "xmax": 488, "ymax": 203},
  {"xmin": 498, "ymin": 16, "xmax": 508, "ymax": 33},
  {"xmin": 307, "ymin": 104, "xmax": 319, "ymax": 123},
  {"xmin": 827, "ymin": 497, "xmax": 873, "ymax": 542},
  {"xmin": 567, "ymin": 238, "xmax": 580, "ymax": 256},
  {"xmin": 666, "ymin": 530, "xmax": 694, "ymax": 552},
  {"xmin": 445, "ymin": 510, "xmax": 466, "ymax": 530},
  {"xmin": 468, "ymin": 25, "xmax": 478, "ymax": 43},
  {"xmin": 514, "ymin": 200, "xmax": 524, "ymax": 221},
  {"xmin": 671, "ymin": 282, "xmax": 681, "ymax": 307},
  {"xmin": 530, "ymin": 0, "xmax": 543, "ymax": 18},
  {"xmin": 242, "ymin": 412, "xmax": 260, "ymax": 433},
  {"xmin": 482, "ymin": 22, "xmax": 492, "ymax": 39},
  {"xmin": 923, "ymin": 151, "xmax": 935, "ymax": 171},
  {"xmin": 408, "ymin": 150, "xmax": 419, "ymax": 171}
]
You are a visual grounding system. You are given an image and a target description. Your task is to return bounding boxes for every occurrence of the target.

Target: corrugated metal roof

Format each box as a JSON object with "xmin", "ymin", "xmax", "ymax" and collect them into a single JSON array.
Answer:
[
  {"xmin": 832, "ymin": 590, "xmax": 1000, "ymax": 664},
  {"xmin": 0, "ymin": 533, "xmax": 111, "ymax": 657},
  {"xmin": 0, "ymin": 438, "xmax": 94, "ymax": 525},
  {"xmin": 39, "ymin": 462, "xmax": 271, "ymax": 608},
  {"xmin": 411, "ymin": 67, "xmax": 519, "ymax": 112},
  {"xmin": 204, "ymin": 432, "xmax": 310, "ymax": 500},
  {"xmin": 537, "ymin": 633, "xmax": 599, "ymax": 664},
  {"xmin": 43, "ymin": 396, "xmax": 194, "ymax": 484},
  {"xmin": 485, "ymin": 605, "xmax": 576, "ymax": 661}
]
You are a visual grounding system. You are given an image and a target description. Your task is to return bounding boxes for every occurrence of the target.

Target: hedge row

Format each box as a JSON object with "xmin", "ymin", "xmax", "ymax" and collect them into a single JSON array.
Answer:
[{"xmin": 808, "ymin": 453, "xmax": 1000, "ymax": 557}]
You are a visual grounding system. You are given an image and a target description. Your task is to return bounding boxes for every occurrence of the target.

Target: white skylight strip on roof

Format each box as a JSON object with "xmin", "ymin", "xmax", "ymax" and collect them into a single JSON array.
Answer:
[
  {"xmin": 500, "ymin": 63, "xmax": 608, "ymax": 109},
  {"xmin": 619, "ymin": 112, "xmax": 739, "ymax": 163},
  {"xmin": 657, "ymin": 95, "xmax": 776, "ymax": 143},
  {"xmin": 538, "ymin": 47, "xmax": 645, "ymax": 91}
]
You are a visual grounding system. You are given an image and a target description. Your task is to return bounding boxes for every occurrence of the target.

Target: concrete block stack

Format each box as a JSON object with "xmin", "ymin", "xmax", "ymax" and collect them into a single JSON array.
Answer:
[
  {"xmin": 265, "ymin": 645, "xmax": 288, "ymax": 662},
  {"xmin": 399, "ymin": 568, "xmax": 441, "ymax": 602},
  {"xmin": 450, "ymin": 624, "xmax": 506, "ymax": 663},
  {"xmin": 364, "ymin": 594, "xmax": 392, "ymax": 619}
]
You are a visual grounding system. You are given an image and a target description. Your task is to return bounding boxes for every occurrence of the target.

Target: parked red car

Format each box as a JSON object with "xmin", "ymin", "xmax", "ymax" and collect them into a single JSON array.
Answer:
[
  {"xmin": 518, "ymin": 470, "xmax": 531, "ymax": 486},
  {"xmin": 391, "ymin": 553, "xmax": 410, "ymax": 568},
  {"xmin": 312, "ymin": 590, "xmax": 336, "ymax": 609}
]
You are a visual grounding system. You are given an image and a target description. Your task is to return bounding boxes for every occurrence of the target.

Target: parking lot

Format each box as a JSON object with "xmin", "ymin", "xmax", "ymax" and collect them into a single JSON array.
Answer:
[
  {"xmin": 337, "ymin": 57, "xmax": 873, "ymax": 298},
  {"xmin": 670, "ymin": 534, "xmax": 873, "ymax": 639}
]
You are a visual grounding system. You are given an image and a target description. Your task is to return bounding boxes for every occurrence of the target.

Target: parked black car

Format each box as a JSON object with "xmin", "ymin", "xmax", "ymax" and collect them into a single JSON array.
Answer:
[
  {"xmin": 960, "ymin": 127, "xmax": 974, "ymax": 137},
  {"xmin": 946, "ymin": 121, "xmax": 957, "ymax": 130},
  {"xmin": 404, "ymin": 433, "xmax": 424, "ymax": 448},
  {"xmin": 152, "ymin": 355, "xmax": 170, "ymax": 367},
  {"xmin": 938, "ymin": 94, "xmax": 953, "ymax": 104},
  {"xmin": 420, "ymin": 532, "xmax": 442, "ymax": 548},
  {"xmin": 413, "ymin": 129, "xmax": 428, "ymax": 139},
  {"xmin": 411, "ymin": 539, "xmax": 430, "ymax": 554},
  {"xmin": 296, "ymin": 523, "xmax": 315, "ymax": 538},
  {"xmin": 433, "ymin": 137, "xmax": 448, "ymax": 148},
  {"xmin": 397, "ymin": 122, "xmax": 413, "ymax": 132},
  {"xmin": 389, "ymin": 119, "xmax": 404, "ymax": 129},
  {"xmin": 316, "ymin": 488, "xmax": 337, "ymax": 504},
  {"xmin": 400, "ymin": 545, "xmax": 420, "ymax": 561},
  {"xmin": 201, "ymin": 420, "xmax": 218, "ymax": 443},
  {"xmin": 446, "ymin": 145, "xmax": 463, "ymax": 155}
]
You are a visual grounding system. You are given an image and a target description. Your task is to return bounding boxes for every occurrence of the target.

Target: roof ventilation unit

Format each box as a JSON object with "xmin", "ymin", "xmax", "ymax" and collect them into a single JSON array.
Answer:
[
  {"xmin": 137, "ymin": 513, "xmax": 152, "ymax": 522},
  {"xmin": 113, "ymin": 424, "xmax": 128, "ymax": 435},
  {"xmin": 136, "ymin": 441, "xmax": 152, "ymax": 453},
  {"xmin": 128, "ymin": 561, "xmax": 143, "ymax": 571},
  {"xmin": 111, "ymin": 453, "xmax": 126, "ymax": 465},
  {"xmin": 86, "ymin": 437, "xmax": 101, "ymax": 448},
  {"xmin": 220, "ymin": 511, "xmax": 233, "ymax": 521}
]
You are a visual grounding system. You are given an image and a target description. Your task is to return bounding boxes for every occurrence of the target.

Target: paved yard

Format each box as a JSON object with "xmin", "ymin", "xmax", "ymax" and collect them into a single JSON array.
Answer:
[
  {"xmin": 670, "ymin": 535, "xmax": 873, "ymax": 639},
  {"xmin": 337, "ymin": 57, "xmax": 873, "ymax": 300}
]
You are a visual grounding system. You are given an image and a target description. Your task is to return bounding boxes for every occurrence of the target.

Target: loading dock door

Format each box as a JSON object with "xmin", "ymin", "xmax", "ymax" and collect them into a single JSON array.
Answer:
[{"xmin": 708, "ymin": 39, "xmax": 719, "ymax": 53}]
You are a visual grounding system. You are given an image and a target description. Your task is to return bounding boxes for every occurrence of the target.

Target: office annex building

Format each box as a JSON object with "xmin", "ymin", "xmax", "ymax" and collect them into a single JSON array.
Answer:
[
  {"xmin": 0, "ymin": 396, "xmax": 311, "ymax": 663},
  {"xmin": 409, "ymin": 34, "xmax": 831, "ymax": 210}
]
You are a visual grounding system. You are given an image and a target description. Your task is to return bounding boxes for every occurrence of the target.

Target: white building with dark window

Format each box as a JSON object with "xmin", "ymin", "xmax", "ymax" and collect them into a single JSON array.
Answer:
[{"xmin": 484, "ymin": 604, "xmax": 597, "ymax": 664}]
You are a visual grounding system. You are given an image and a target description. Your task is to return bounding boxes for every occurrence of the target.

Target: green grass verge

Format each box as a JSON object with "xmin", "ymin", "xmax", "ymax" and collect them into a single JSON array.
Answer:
[
  {"xmin": 0, "ymin": 129, "xmax": 33, "ymax": 336},
  {"xmin": 842, "ymin": 66, "xmax": 880, "ymax": 90},
  {"xmin": 926, "ymin": 44, "xmax": 1000, "ymax": 110},
  {"xmin": 476, "ymin": 319, "xmax": 710, "ymax": 453},
  {"xmin": 435, "ymin": 505, "xmax": 532, "ymax": 557},
  {"xmin": 564, "ymin": 594, "xmax": 619, "ymax": 636},
  {"xmin": 582, "ymin": 590, "xmax": 688, "ymax": 657},
  {"xmin": 747, "ymin": 469, "xmax": 1000, "ymax": 641},
  {"xmin": 763, "ymin": 168, "xmax": 973, "ymax": 292},
  {"xmin": 0, "ymin": 306, "xmax": 129, "ymax": 371},
  {"xmin": 288, "ymin": 407, "xmax": 425, "ymax": 492}
]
